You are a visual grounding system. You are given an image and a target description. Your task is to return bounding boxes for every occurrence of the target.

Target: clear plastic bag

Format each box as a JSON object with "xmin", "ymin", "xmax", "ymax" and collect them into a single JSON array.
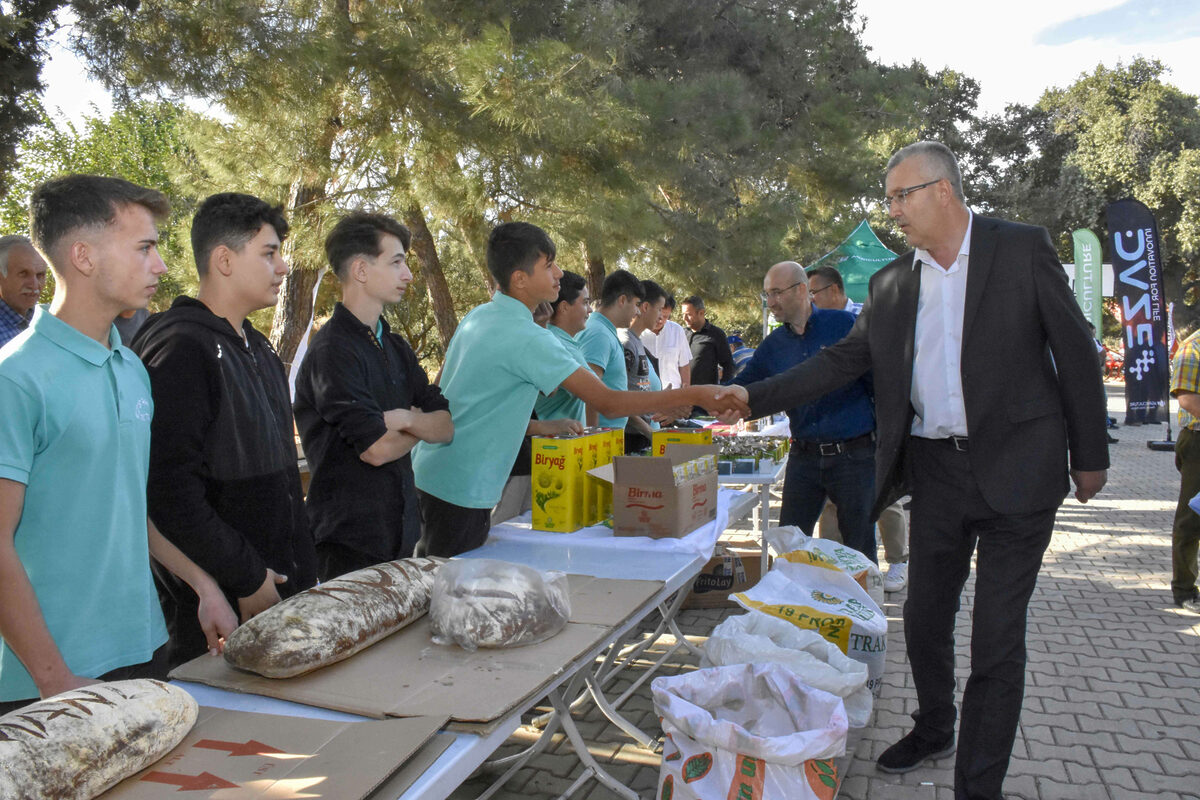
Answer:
[
  {"xmin": 702, "ymin": 612, "xmax": 873, "ymax": 728},
  {"xmin": 429, "ymin": 558, "xmax": 571, "ymax": 651}
]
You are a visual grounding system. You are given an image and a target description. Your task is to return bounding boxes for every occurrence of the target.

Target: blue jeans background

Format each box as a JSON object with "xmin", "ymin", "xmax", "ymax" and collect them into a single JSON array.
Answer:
[{"xmin": 779, "ymin": 444, "xmax": 877, "ymax": 562}]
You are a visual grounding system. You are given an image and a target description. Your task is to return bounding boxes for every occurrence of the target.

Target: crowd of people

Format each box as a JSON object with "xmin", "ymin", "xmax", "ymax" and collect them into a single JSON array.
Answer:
[{"xmin": 0, "ymin": 140, "xmax": 1115, "ymax": 800}]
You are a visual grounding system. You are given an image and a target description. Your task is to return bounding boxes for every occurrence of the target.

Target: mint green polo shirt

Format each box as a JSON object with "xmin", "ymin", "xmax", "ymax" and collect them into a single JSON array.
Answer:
[
  {"xmin": 413, "ymin": 293, "xmax": 582, "ymax": 509},
  {"xmin": 579, "ymin": 312, "xmax": 628, "ymax": 429},
  {"xmin": 534, "ymin": 325, "xmax": 588, "ymax": 424},
  {"xmin": 0, "ymin": 307, "xmax": 168, "ymax": 701}
]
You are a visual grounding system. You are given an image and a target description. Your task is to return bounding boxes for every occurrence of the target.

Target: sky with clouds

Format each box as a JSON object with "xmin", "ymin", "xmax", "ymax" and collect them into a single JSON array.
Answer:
[{"xmin": 39, "ymin": 0, "xmax": 1200, "ymax": 124}]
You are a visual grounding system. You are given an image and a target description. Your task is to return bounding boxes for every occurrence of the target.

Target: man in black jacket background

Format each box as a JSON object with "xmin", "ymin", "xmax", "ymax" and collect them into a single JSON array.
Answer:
[
  {"xmin": 293, "ymin": 213, "xmax": 452, "ymax": 581},
  {"xmin": 133, "ymin": 193, "xmax": 317, "ymax": 668}
]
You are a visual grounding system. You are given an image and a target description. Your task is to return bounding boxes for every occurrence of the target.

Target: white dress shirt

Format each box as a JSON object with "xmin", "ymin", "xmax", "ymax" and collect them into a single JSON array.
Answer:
[
  {"xmin": 641, "ymin": 319, "xmax": 691, "ymax": 388},
  {"xmin": 910, "ymin": 211, "xmax": 973, "ymax": 438}
]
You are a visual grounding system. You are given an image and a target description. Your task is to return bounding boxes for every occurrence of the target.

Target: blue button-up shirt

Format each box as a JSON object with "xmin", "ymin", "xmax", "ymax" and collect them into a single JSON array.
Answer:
[
  {"xmin": 730, "ymin": 306, "xmax": 874, "ymax": 442},
  {"xmin": 0, "ymin": 297, "xmax": 33, "ymax": 349}
]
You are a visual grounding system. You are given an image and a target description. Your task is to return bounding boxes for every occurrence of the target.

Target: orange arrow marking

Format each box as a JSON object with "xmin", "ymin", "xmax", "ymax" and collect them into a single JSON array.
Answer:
[
  {"xmin": 194, "ymin": 738, "xmax": 285, "ymax": 757},
  {"xmin": 141, "ymin": 771, "xmax": 239, "ymax": 790}
]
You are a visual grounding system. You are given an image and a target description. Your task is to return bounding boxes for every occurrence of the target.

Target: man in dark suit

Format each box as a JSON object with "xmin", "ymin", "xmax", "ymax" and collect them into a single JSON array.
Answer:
[{"xmin": 716, "ymin": 141, "xmax": 1109, "ymax": 800}]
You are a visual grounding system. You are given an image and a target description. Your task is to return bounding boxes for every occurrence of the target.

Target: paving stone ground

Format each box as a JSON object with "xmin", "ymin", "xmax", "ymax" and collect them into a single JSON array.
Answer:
[{"xmin": 451, "ymin": 385, "xmax": 1200, "ymax": 799}]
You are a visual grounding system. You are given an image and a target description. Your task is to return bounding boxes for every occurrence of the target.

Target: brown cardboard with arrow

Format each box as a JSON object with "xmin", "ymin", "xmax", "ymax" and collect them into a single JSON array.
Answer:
[{"xmin": 101, "ymin": 706, "xmax": 449, "ymax": 799}]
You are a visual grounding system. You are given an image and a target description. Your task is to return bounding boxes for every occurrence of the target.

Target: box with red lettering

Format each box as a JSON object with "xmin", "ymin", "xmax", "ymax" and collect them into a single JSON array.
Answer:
[{"xmin": 605, "ymin": 444, "xmax": 718, "ymax": 539}]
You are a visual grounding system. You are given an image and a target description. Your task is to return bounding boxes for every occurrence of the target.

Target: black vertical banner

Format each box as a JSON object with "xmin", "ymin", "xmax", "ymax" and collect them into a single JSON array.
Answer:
[{"xmin": 1108, "ymin": 198, "xmax": 1169, "ymax": 424}]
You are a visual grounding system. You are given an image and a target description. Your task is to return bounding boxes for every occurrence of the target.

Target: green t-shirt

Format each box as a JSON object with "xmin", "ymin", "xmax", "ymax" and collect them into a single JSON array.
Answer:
[
  {"xmin": 579, "ymin": 311, "xmax": 628, "ymax": 429},
  {"xmin": 413, "ymin": 293, "xmax": 581, "ymax": 508},
  {"xmin": 534, "ymin": 325, "xmax": 588, "ymax": 423},
  {"xmin": 0, "ymin": 308, "xmax": 168, "ymax": 701}
]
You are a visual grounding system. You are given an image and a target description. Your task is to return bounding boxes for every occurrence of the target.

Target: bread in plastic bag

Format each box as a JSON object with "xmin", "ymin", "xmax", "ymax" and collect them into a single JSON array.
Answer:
[
  {"xmin": 702, "ymin": 612, "xmax": 873, "ymax": 727},
  {"xmin": 429, "ymin": 558, "xmax": 571, "ymax": 651}
]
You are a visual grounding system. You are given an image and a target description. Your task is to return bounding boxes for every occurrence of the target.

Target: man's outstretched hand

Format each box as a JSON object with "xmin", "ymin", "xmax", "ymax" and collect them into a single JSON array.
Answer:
[{"xmin": 688, "ymin": 384, "xmax": 750, "ymax": 421}]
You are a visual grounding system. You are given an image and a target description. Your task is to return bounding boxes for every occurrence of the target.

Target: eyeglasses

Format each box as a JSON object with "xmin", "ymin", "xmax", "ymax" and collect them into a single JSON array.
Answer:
[
  {"xmin": 880, "ymin": 179, "xmax": 940, "ymax": 209},
  {"xmin": 760, "ymin": 280, "xmax": 805, "ymax": 302},
  {"xmin": 809, "ymin": 284, "xmax": 834, "ymax": 297}
]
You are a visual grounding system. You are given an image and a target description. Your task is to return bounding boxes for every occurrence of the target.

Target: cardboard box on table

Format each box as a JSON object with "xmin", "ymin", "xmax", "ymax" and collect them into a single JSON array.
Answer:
[
  {"xmin": 588, "ymin": 443, "xmax": 718, "ymax": 539},
  {"xmin": 170, "ymin": 575, "xmax": 664, "ymax": 726},
  {"xmin": 650, "ymin": 427, "xmax": 713, "ymax": 456},
  {"xmin": 101, "ymin": 707, "xmax": 450, "ymax": 799}
]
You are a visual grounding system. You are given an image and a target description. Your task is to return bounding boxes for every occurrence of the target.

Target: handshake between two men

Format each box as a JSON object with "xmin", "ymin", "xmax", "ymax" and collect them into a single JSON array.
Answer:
[{"xmin": 687, "ymin": 383, "xmax": 752, "ymax": 423}]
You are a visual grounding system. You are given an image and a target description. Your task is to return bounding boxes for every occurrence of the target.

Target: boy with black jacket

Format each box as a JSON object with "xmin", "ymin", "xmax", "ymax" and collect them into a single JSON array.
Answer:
[
  {"xmin": 293, "ymin": 212, "xmax": 452, "ymax": 580},
  {"xmin": 133, "ymin": 193, "xmax": 317, "ymax": 668}
]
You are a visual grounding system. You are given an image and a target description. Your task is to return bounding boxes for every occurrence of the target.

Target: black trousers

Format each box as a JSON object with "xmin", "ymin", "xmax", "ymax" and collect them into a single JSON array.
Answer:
[
  {"xmin": 905, "ymin": 437, "xmax": 1056, "ymax": 800},
  {"xmin": 414, "ymin": 489, "xmax": 491, "ymax": 558}
]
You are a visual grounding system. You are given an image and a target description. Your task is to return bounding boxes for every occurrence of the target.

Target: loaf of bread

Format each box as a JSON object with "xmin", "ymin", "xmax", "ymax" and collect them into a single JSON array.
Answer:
[
  {"xmin": 429, "ymin": 559, "xmax": 570, "ymax": 651},
  {"xmin": 223, "ymin": 556, "xmax": 445, "ymax": 678},
  {"xmin": 0, "ymin": 679, "xmax": 197, "ymax": 800}
]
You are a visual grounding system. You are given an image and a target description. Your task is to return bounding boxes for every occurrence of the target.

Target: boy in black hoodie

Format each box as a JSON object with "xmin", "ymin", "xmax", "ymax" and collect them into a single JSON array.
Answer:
[{"xmin": 133, "ymin": 193, "xmax": 317, "ymax": 668}]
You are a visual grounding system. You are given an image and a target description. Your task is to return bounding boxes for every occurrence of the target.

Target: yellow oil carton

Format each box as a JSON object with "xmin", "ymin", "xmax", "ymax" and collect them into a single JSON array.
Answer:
[
  {"xmin": 531, "ymin": 435, "xmax": 587, "ymax": 532},
  {"xmin": 651, "ymin": 427, "xmax": 713, "ymax": 456},
  {"xmin": 581, "ymin": 430, "xmax": 602, "ymax": 525},
  {"xmin": 588, "ymin": 427, "xmax": 619, "ymax": 521}
]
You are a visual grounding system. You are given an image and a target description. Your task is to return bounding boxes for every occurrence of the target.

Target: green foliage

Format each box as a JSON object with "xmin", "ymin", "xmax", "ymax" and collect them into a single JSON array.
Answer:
[
  {"xmin": 0, "ymin": 99, "xmax": 202, "ymax": 306},
  {"xmin": 969, "ymin": 58, "xmax": 1200, "ymax": 327}
]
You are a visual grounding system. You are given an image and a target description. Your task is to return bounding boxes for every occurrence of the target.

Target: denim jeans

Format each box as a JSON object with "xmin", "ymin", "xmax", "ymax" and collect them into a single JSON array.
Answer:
[{"xmin": 779, "ymin": 443, "xmax": 877, "ymax": 563}]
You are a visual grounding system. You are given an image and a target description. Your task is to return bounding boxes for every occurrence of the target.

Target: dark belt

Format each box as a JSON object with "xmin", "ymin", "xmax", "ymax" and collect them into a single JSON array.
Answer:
[
  {"xmin": 921, "ymin": 434, "xmax": 969, "ymax": 452},
  {"xmin": 792, "ymin": 431, "xmax": 875, "ymax": 456}
]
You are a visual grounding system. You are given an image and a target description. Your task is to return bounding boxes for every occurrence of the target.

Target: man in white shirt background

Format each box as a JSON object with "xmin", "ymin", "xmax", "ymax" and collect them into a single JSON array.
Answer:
[{"xmin": 640, "ymin": 292, "xmax": 691, "ymax": 389}]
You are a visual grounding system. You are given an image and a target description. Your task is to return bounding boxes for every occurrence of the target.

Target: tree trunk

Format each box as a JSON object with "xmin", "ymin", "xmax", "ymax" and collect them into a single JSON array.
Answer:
[
  {"xmin": 406, "ymin": 203, "xmax": 459, "ymax": 350},
  {"xmin": 270, "ymin": 178, "xmax": 326, "ymax": 371},
  {"xmin": 585, "ymin": 241, "xmax": 605, "ymax": 303}
]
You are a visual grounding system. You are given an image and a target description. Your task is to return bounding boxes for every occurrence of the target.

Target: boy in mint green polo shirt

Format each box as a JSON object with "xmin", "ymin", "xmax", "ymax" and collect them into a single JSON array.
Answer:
[
  {"xmin": 0, "ymin": 175, "xmax": 236, "ymax": 713},
  {"xmin": 534, "ymin": 270, "xmax": 591, "ymax": 424},
  {"xmin": 579, "ymin": 269, "xmax": 643, "ymax": 430},
  {"xmin": 412, "ymin": 223, "xmax": 729, "ymax": 557}
]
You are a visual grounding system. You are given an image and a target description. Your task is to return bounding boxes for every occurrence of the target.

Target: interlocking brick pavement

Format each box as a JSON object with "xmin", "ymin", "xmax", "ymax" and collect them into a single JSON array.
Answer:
[{"xmin": 451, "ymin": 385, "xmax": 1200, "ymax": 799}]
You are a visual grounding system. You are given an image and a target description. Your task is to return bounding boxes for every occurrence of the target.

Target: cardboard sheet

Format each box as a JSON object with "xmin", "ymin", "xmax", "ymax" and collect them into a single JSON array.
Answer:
[
  {"xmin": 102, "ymin": 706, "xmax": 446, "ymax": 799},
  {"xmin": 171, "ymin": 576, "xmax": 663, "ymax": 722}
]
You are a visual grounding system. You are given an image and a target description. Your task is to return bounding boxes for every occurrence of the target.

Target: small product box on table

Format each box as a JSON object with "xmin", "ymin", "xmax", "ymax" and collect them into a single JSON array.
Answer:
[{"xmin": 590, "ymin": 443, "xmax": 719, "ymax": 539}]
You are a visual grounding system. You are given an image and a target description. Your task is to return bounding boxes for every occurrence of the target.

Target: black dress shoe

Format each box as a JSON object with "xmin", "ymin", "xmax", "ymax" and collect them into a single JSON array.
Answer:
[{"xmin": 877, "ymin": 730, "xmax": 956, "ymax": 774}]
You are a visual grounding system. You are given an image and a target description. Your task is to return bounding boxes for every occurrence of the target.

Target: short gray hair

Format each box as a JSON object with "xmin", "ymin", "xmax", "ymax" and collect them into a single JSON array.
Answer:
[
  {"xmin": 0, "ymin": 235, "xmax": 33, "ymax": 278},
  {"xmin": 886, "ymin": 141, "xmax": 965, "ymax": 201}
]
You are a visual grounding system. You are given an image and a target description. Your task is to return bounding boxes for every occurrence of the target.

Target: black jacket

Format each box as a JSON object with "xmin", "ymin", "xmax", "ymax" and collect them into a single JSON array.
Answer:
[
  {"xmin": 133, "ymin": 297, "xmax": 316, "ymax": 664},
  {"xmin": 293, "ymin": 303, "xmax": 448, "ymax": 561},
  {"xmin": 746, "ymin": 216, "xmax": 1109, "ymax": 519}
]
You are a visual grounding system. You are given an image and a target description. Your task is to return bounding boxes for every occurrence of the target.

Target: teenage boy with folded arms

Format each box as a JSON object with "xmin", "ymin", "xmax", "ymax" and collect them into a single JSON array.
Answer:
[{"xmin": 293, "ymin": 212, "xmax": 452, "ymax": 580}]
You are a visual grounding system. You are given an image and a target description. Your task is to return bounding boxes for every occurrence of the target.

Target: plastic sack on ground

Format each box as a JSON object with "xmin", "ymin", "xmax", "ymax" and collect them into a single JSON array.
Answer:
[
  {"xmin": 702, "ymin": 612, "xmax": 872, "ymax": 728},
  {"xmin": 429, "ymin": 558, "xmax": 570, "ymax": 651},
  {"xmin": 651, "ymin": 662, "xmax": 847, "ymax": 800},
  {"xmin": 767, "ymin": 525, "xmax": 884, "ymax": 609},
  {"xmin": 735, "ymin": 568, "xmax": 887, "ymax": 696}
]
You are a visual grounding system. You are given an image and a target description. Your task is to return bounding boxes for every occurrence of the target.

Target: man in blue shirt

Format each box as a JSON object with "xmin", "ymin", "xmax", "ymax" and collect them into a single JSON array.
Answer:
[
  {"xmin": 0, "ymin": 236, "xmax": 47, "ymax": 347},
  {"xmin": 731, "ymin": 260, "xmax": 878, "ymax": 561}
]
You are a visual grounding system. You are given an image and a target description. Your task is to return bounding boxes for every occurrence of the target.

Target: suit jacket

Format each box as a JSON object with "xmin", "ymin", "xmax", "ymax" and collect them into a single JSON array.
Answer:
[{"xmin": 747, "ymin": 215, "xmax": 1110, "ymax": 519}]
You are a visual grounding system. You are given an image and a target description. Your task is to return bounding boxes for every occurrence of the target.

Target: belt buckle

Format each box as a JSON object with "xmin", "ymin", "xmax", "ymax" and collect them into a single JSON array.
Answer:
[
  {"xmin": 818, "ymin": 441, "xmax": 843, "ymax": 456},
  {"xmin": 950, "ymin": 435, "xmax": 968, "ymax": 452}
]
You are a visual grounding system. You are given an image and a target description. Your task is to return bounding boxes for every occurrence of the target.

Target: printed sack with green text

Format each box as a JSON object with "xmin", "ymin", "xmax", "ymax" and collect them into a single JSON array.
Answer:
[
  {"xmin": 766, "ymin": 526, "xmax": 885, "ymax": 610},
  {"xmin": 652, "ymin": 662, "xmax": 847, "ymax": 800},
  {"xmin": 735, "ymin": 567, "xmax": 887, "ymax": 696}
]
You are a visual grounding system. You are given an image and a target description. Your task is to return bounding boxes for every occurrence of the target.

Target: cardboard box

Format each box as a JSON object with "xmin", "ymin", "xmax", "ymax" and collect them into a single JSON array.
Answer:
[
  {"xmin": 170, "ymin": 575, "xmax": 664, "ymax": 723},
  {"xmin": 591, "ymin": 444, "xmax": 719, "ymax": 539},
  {"xmin": 651, "ymin": 427, "xmax": 713, "ymax": 456},
  {"xmin": 683, "ymin": 544, "xmax": 769, "ymax": 609},
  {"xmin": 102, "ymin": 707, "xmax": 448, "ymax": 799}
]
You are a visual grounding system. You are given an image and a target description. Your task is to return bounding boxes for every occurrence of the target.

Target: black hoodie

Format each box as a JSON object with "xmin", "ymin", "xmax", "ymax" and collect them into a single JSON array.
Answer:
[{"xmin": 132, "ymin": 296, "xmax": 316, "ymax": 666}]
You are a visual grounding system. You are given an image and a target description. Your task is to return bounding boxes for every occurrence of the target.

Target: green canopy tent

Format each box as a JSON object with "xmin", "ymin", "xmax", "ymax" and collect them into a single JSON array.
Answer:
[{"xmin": 808, "ymin": 220, "xmax": 897, "ymax": 303}]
